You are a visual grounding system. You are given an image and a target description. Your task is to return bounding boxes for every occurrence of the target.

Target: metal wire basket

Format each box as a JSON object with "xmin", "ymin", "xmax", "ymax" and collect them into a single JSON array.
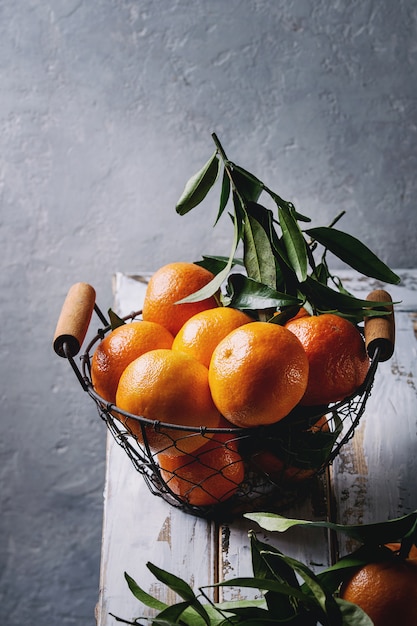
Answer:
[{"xmin": 53, "ymin": 282, "xmax": 395, "ymax": 520}]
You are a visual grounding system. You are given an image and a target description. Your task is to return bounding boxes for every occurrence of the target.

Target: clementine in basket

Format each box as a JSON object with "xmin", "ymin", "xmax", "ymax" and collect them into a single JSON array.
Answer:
[
  {"xmin": 208, "ymin": 322, "xmax": 309, "ymax": 428},
  {"xmin": 157, "ymin": 431, "xmax": 245, "ymax": 506},
  {"xmin": 340, "ymin": 547, "xmax": 417, "ymax": 625},
  {"xmin": 285, "ymin": 313, "xmax": 370, "ymax": 406},
  {"xmin": 115, "ymin": 348, "xmax": 223, "ymax": 456},
  {"xmin": 91, "ymin": 320, "xmax": 174, "ymax": 403},
  {"xmin": 172, "ymin": 306, "xmax": 253, "ymax": 368},
  {"xmin": 250, "ymin": 449, "xmax": 318, "ymax": 483},
  {"xmin": 249, "ymin": 414, "xmax": 330, "ymax": 483},
  {"xmin": 142, "ymin": 262, "xmax": 219, "ymax": 335}
]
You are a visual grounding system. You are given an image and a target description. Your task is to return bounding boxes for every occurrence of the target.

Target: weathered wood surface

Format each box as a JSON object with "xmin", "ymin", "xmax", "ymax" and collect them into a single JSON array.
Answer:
[{"xmin": 96, "ymin": 270, "xmax": 417, "ymax": 625}]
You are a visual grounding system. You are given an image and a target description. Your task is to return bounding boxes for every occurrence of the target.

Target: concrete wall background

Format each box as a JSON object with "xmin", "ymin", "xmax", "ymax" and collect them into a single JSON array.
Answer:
[{"xmin": 1, "ymin": 1, "xmax": 416, "ymax": 624}]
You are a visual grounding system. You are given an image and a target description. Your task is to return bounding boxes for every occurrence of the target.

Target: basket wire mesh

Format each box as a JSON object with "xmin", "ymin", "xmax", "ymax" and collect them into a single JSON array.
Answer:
[{"xmin": 61, "ymin": 303, "xmax": 381, "ymax": 520}]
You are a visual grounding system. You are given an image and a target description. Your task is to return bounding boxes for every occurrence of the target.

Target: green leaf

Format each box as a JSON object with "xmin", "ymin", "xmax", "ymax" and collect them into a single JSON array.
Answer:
[
  {"xmin": 194, "ymin": 255, "xmax": 244, "ymax": 275},
  {"xmin": 268, "ymin": 305, "xmax": 304, "ymax": 326},
  {"xmin": 176, "ymin": 207, "xmax": 243, "ymax": 304},
  {"xmin": 155, "ymin": 600, "xmax": 194, "ymax": 623},
  {"xmin": 146, "ymin": 563, "xmax": 211, "ymax": 625},
  {"xmin": 335, "ymin": 598, "xmax": 373, "ymax": 625},
  {"xmin": 226, "ymin": 274, "xmax": 301, "ymax": 311},
  {"xmin": 243, "ymin": 214, "xmax": 277, "ymax": 289},
  {"xmin": 312, "ymin": 262, "xmax": 330, "ymax": 286},
  {"xmin": 214, "ymin": 576, "xmax": 310, "ymax": 602},
  {"xmin": 265, "ymin": 551, "xmax": 336, "ymax": 621},
  {"xmin": 108, "ymin": 308, "xmax": 125, "ymax": 330},
  {"xmin": 231, "ymin": 164, "xmax": 263, "ymax": 202},
  {"xmin": 292, "ymin": 210, "xmax": 312, "ymax": 223},
  {"xmin": 214, "ymin": 598, "xmax": 267, "ymax": 612},
  {"xmin": 250, "ymin": 532, "xmax": 299, "ymax": 587},
  {"xmin": 306, "ymin": 226, "xmax": 401, "ymax": 285},
  {"xmin": 214, "ymin": 169, "xmax": 231, "ymax": 225},
  {"xmin": 261, "ymin": 418, "xmax": 342, "ymax": 471},
  {"xmin": 250, "ymin": 533, "xmax": 302, "ymax": 622},
  {"xmin": 124, "ymin": 572, "xmax": 168, "ymax": 611},
  {"xmin": 301, "ymin": 276, "xmax": 394, "ymax": 313},
  {"xmin": 245, "ymin": 509, "xmax": 417, "ymax": 546},
  {"xmin": 278, "ymin": 207, "xmax": 308, "ymax": 282},
  {"xmin": 266, "ymin": 188, "xmax": 294, "ymax": 213},
  {"xmin": 399, "ymin": 516, "xmax": 417, "ymax": 558},
  {"xmin": 216, "ymin": 611, "xmax": 283, "ymax": 625},
  {"xmin": 176, "ymin": 151, "xmax": 219, "ymax": 215},
  {"xmin": 154, "ymin": 602, "xmax": 217, "ymax": 626},
  {"xmin": 146, "ymin": 562, "xmax": 196, "ymax": 601},
  {"xmin": 244, "ymin": 202, "xmax": 291, "ymax": 284}
]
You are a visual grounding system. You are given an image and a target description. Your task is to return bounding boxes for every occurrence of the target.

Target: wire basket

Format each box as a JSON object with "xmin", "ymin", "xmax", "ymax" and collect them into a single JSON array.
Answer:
[{"xmin": 53, "ymin": 283, "xmax": 395, "ymax": 520}]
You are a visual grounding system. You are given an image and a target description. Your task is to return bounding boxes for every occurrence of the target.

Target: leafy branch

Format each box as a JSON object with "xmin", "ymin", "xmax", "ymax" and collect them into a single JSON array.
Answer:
[
  {"xmin": 175, "ymin": 134, "xmax": 400, "ymax": 322},
  {"xmin": 112, "ymin": 510, "xmax": 417, "ymax": 625}
]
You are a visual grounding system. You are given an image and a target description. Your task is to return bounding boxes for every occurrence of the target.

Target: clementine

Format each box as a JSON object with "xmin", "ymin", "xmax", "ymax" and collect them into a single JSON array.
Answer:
[
  {"xmin": 158, "ymin": 432, "xmax": 245, "ymax": 506},
  {"xmin": 142, "ymin": 262, "xmax": 219, "ymax": 335},
  {"xmin": 285, "ymin": 313, "xmax": 370, "ymax": 406},
  {"xmin": 249, "ymin": 415, "xmax": 330, "ymax": 483},
  {"xmin": 340, "ymin": 550, "xmax": 417, "ymax": 625},
  {"xmin": 91, "ymin": 320, "xmax": 174, "ymax": 403},
  {"xmin": 172, "ymin": 306, "xmax": 253, "ymax": 368},
  {"xmin": 115, "ymin": 349, "xmax": 223, "ymax": 456},
  {"xmin": 208, "ymin": 322, "xmax": 309, "ymax": 428},
  {"xmin": 384, "ymin": 542, "xmax": 417, "ymax": 558}
]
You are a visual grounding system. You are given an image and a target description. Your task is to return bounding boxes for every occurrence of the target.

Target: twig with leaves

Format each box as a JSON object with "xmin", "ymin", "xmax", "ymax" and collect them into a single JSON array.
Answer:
[{"xmin": 175, "ymin": 133, "xmax": 399, "ymax": 324}]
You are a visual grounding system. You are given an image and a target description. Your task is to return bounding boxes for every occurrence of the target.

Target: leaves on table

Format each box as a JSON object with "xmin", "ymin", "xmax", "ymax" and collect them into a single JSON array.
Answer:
[
  {"xmin": 245, "ymin": 509, "xmax": 417, "ymax": 546},
  {"xmin": 123, "ymin": 571, "xmax": 167, "ymax": 611},
  {"xmin": 116, "ymin": 519, "xmax": 388, "ymax": 625}
]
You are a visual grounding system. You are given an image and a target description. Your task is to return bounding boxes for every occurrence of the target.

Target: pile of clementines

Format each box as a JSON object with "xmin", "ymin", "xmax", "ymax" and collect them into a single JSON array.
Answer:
[{"xmin": 91, "ymin": 261, "xmax": 371, "ymax": 508}]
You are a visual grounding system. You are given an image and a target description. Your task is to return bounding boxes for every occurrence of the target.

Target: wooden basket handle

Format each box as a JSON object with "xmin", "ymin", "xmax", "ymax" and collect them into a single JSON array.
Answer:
[
  {"xmin": 364, "ymin": 289, "xmax": 395, "ymax": 362},
  {"xmin": 53, "ymin": 283, "xmax": 96, "ymax": 358}
]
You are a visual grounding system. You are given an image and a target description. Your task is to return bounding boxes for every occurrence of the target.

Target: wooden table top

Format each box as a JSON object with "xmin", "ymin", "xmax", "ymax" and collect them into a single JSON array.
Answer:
[{"xmin": 95, "ymin": 269, "xmax": 417, "ymax": 625}]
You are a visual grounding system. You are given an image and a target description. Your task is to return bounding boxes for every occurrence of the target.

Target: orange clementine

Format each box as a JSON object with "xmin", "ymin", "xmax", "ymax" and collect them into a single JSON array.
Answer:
[
  {"xmin": 340, "ymin": 551, "xmax": 417, "ymax": 625},
  {"xmin": 172, "ymin": 306, "xmax": 253, "ymax": 368},
  {"xmin": 385, "ymin": 542, "xmax": 417, "ymax": 558},
  {"xmin": 208, "ymin": 322, "xmax": 309, "ymax": 428},
  {"xmin": 250, "ymin": 449, "xmax": 317, "ymax": 483},
  {"xmin": 292, "ymin": 306, "xmax": 310, "ymax": 320},
  {"xmin": 285, "ymin": 313, "xmax": 370, "ymax": 406},
  {"xmin": 115, "ymin": 349, "xmax": 223, "ymax": 456},
  {"xmin": 158, "ymin": 432, "xmax": 245, "ymax": 506},
  {"xmin": 249, "ymin": 415, "xmax": 330, "ymax": 483},
  {"xmin": 91, "ymin": 321, "xmax": 174, "ymax": 403},
  {"xmin": 142, "ymin": 262, "xmax": 219, "ymax": 335}
]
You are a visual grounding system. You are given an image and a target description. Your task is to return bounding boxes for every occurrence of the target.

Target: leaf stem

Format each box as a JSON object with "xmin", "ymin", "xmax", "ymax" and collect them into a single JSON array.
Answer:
[
  {"xmin": 211, "ymin": 133, "xmax": 248, "ymax": 211},
  {"xmin": 211, "ymin": 132, "xmax": 228, "ymax": 163},
  {"xmin": 328, "ymin": 210, "xmax": 346, "ymax": 229},
  {"xmin": 307, "ymin": 210, "xmax": 347, "ymax": 252},
  {"xmin": 109, "ymin": 613, "xmax": 143, "ymax": 624}
]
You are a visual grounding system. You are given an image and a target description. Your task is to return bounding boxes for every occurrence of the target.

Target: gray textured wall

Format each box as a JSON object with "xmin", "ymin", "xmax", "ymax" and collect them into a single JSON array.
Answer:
[{"xmin": 1, "ymin": 1, "xmax": 416, "ymax": 624}]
